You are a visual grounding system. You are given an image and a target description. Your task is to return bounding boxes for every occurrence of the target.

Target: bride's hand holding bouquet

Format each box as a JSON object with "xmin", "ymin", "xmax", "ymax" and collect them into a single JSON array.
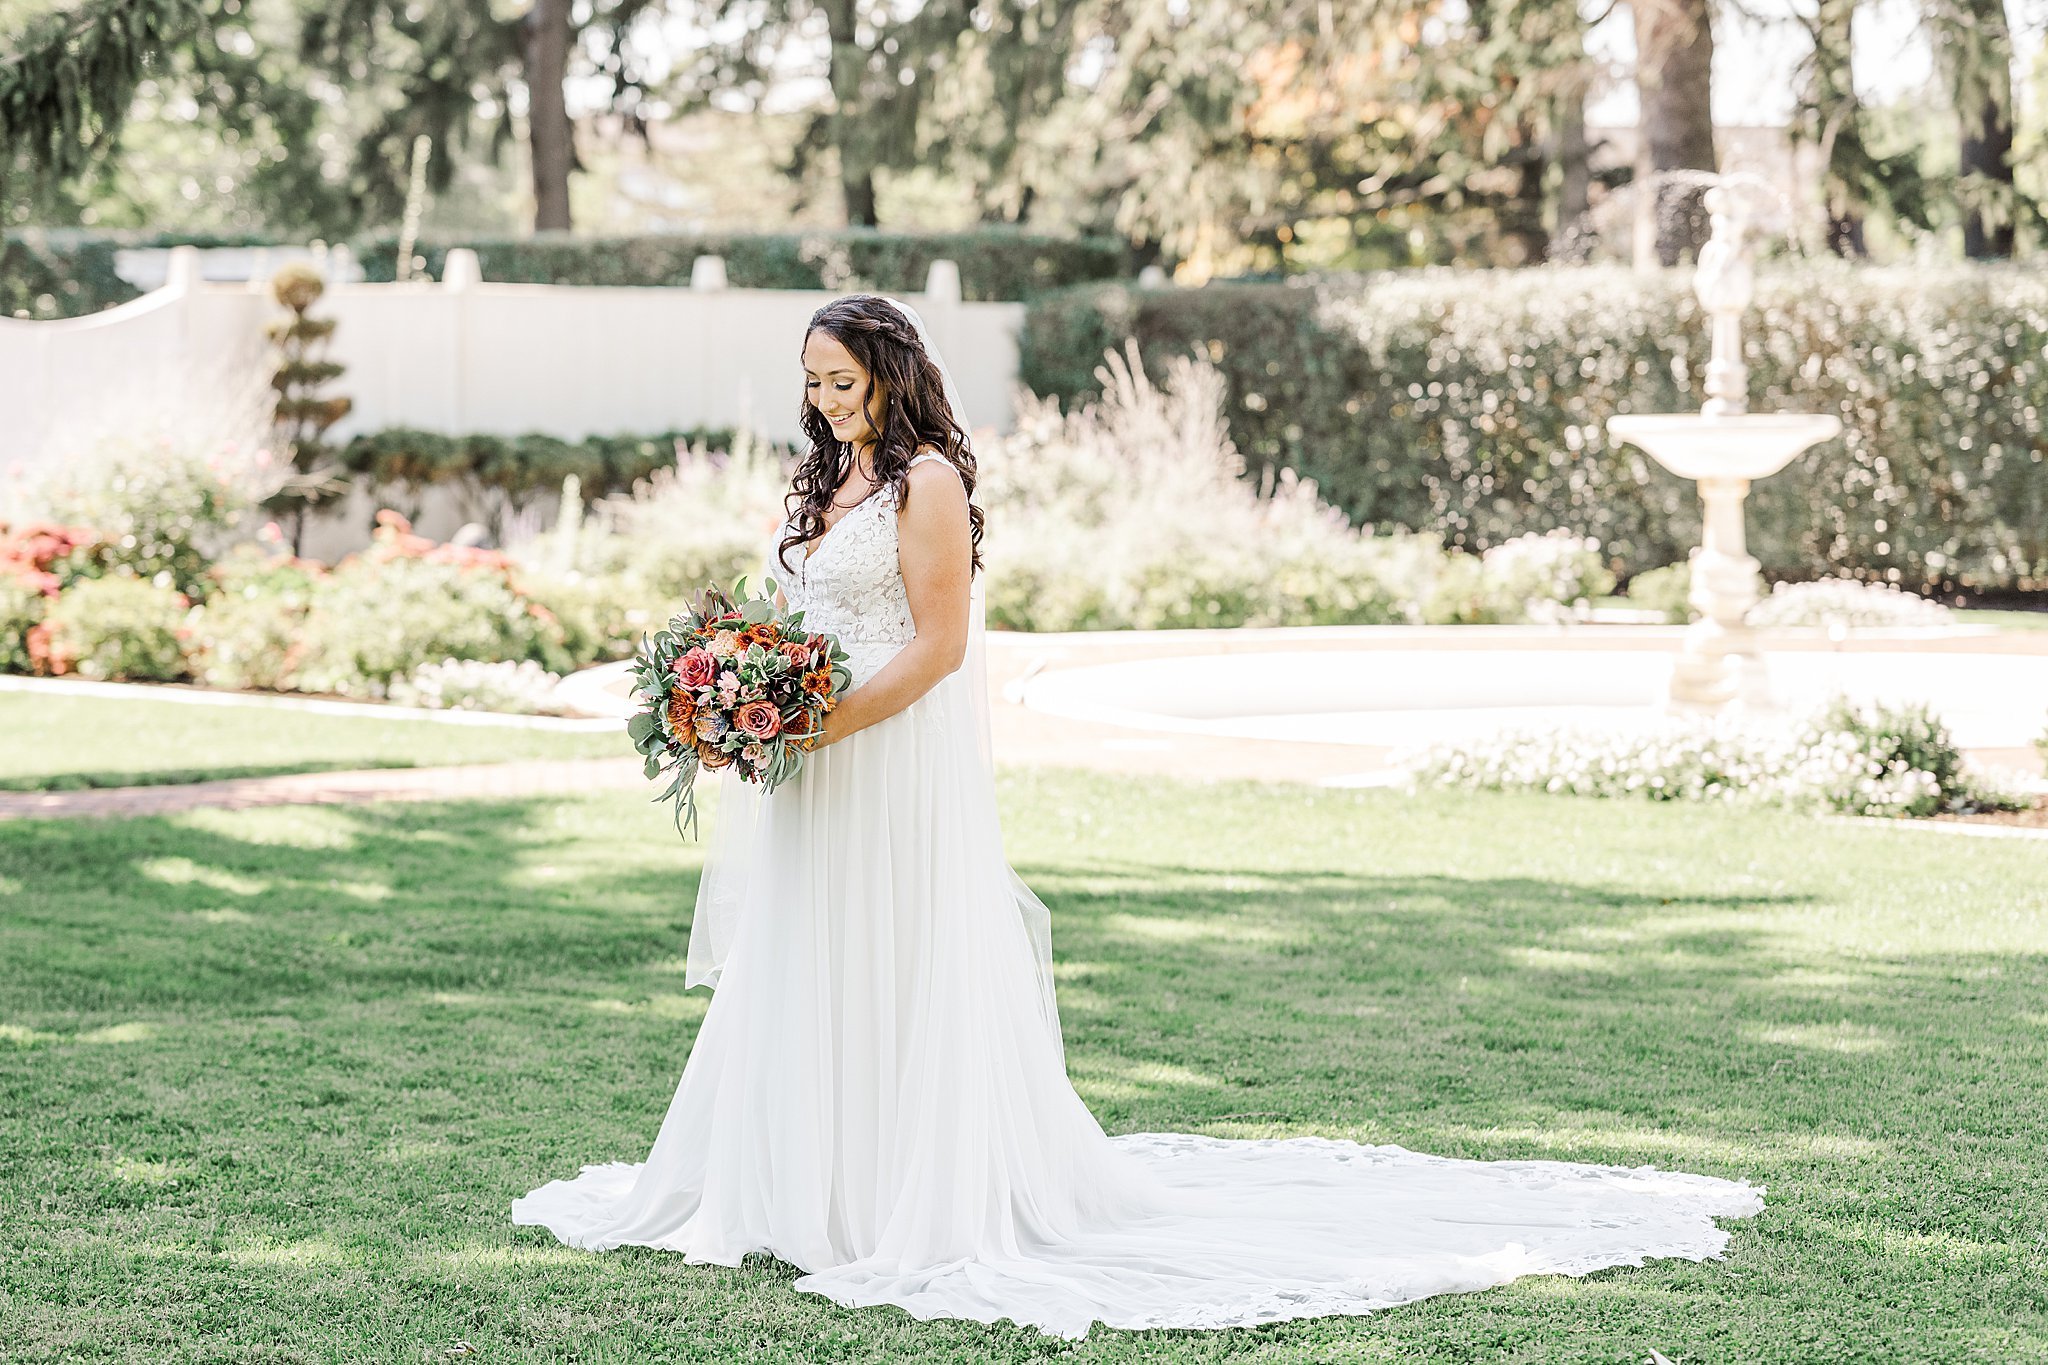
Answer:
[{"xmin": 626, "ymin": 576, "xmax": 852, "ymax": 838}]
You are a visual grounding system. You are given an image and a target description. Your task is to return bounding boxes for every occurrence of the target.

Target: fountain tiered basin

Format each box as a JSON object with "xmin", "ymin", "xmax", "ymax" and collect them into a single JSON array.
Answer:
[{"xmin": 1606, "ymin": 413, "xmax": 1843, "ymax": 482}]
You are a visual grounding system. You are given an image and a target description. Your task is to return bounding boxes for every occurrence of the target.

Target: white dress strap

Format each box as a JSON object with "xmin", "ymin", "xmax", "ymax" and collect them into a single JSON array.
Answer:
[{"xmin": 906, "ymin": 449, "xmax": 948, "ymax": 469}]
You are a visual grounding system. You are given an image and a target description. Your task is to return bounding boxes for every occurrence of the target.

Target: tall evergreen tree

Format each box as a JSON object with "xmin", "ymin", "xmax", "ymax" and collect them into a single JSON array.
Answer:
[{"xmin": 0, "ymin": 0, "xmax": 205, "ymax": 193}]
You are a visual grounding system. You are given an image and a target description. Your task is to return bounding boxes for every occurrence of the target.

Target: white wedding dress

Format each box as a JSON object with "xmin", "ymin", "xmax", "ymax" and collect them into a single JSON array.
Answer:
[{"xmin": 511, "ymin": 451, "xmax": 1764, "ymax": 1338}]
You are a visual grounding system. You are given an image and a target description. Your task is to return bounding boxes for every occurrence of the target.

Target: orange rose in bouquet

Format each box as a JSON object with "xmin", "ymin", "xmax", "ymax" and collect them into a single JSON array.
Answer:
[{"xmin": 627, "ymin": 576, "xmax": 853, "ymax": 838}]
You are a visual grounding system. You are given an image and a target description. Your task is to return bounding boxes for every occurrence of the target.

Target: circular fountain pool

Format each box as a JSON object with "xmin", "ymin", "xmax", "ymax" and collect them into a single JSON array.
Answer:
[{"xmin": 1014, "ymin": 645, "xmax": 2048, "ymax": 752}]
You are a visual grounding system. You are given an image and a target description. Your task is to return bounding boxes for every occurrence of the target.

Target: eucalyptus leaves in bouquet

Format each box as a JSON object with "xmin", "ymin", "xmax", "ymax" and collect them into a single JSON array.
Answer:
[{"xmin": 627, "ymin": 577, "xmax": 851, "ymax": 838}]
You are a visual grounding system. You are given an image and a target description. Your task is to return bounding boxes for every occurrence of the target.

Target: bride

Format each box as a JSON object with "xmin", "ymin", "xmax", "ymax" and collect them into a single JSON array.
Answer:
[{"xmin": 511, "ymin": 294, "xmax": 1763, "ymax": 1338}]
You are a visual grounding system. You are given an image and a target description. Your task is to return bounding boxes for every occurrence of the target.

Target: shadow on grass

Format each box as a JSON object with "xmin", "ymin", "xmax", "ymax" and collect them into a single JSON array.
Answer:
[
  {"xmin": 1019, "ymin": 855, "xmax": 2047, "ymax": 1191},
  {"xmin": 0, "ymin": 797, "xmax": 702, "ymax": 1017},
  {"xmin": 3, "ymin": 793, "xmax": 2046, "ymax": 1358},
  {"xmin": 7, "ymin": 800, "xmax": 2040, "ymax": 1180}
]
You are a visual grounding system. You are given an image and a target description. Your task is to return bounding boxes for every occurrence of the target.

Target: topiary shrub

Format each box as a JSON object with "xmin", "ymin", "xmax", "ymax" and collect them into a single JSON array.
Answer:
[
  {"xmin": 36, "ymin": 577, "xmax": 192, "ymax": 681},
  {"xmin": 265, "ymin": 263, "xmax": 353, "ymax": 548}
]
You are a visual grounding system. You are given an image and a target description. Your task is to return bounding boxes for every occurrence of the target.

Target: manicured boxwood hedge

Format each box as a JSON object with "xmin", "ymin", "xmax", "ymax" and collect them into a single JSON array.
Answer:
[
  {"xmin": 1020, "ymin": 265, "xmax": 2048, "ymax": 592},
  {"xmin": 354, "ymin": 227, "xmax": 1130, "ymax": 302},
  {"xmin": 5, "ymin": 227, "xmax": 1132, "ymax": 319},
  {"xmin": 336, "ymin": 426, "xmax": 788, "ymax": 506}
]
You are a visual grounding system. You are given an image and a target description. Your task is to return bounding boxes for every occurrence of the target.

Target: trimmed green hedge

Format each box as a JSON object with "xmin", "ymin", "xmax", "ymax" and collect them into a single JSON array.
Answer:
[
  {"xmin": 1021, "ymin": 266, "xmax": 2048, "ymax": 592},
  {"xmin": 5, "ymin": 227, "xmax": 1131, "ymax": 319},
  {"xmin": 336, "ymin": 427, "xmax": 789, "ymax": 508},
  {"xmin": 352, "ymin": 228, "xmax": 1128, "ymax": 300}
]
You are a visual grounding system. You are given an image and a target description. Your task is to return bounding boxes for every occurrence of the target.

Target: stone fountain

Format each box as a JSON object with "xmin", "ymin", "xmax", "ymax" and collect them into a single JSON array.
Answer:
[{"xmin": 1607, "ymin": 175, "xmax": 1842, "ymax": 711}]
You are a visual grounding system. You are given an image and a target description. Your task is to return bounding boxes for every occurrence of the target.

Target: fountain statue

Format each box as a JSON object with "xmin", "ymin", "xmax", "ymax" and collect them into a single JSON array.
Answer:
[{"xmin": 1607, "ymin": 174, "xmax": 1842, "ymax": 711}]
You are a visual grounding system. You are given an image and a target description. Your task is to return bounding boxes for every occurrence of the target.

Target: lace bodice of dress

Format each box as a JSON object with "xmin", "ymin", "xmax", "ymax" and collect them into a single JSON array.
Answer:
[{"xmin": 774, "ymin": 452, "xmax": 947, "ymax": 684}]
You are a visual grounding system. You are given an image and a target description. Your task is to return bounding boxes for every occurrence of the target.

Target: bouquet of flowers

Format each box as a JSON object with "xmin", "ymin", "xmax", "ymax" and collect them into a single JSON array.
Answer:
[{"xmin": 627, "ymin": 575, "xmax": 852, "ymax": 837}]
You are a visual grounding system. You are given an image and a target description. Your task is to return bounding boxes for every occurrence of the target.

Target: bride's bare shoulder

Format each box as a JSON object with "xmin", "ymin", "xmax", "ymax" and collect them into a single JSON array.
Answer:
[{"xmin": 904, "ymin": 445, "xmax": 963, "ymax": 490}]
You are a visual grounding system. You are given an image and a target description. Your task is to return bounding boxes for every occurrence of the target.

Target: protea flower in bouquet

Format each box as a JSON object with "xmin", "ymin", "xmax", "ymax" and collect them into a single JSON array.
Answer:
[{"xmin": 627, "ymin": 576, "xmax": 851, "ymax": 837}]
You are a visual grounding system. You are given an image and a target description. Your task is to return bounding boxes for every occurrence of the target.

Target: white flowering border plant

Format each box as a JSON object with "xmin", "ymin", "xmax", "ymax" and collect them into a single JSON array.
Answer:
[
  {"xmin": 389, "ymin": 658, "xmax": 565, "ymax": 715},
  {"xmin": 1746, "ymin": 578, "xmax": 1955, "ymax": 630},
  {"xmin": 1416, "ymin": 697, "xmax": 2028, "ymax": 819}
]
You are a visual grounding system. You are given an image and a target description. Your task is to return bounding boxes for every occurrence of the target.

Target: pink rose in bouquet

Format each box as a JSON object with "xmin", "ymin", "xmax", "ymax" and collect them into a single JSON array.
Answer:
[
  {"xmin": 627, "ymin": 575, "xmax": 854, "ymax": 838},
  {"xmin": 673, "ymin": 646, "xmax": 716, "ymax": 689},
  {"xmin": 734, "ymin": 700, "xmax": 781, "ymax": 739}
]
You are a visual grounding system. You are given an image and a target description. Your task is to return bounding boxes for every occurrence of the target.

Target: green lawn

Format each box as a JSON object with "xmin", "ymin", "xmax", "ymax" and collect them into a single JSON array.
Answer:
[
  {"xmin": 1957, "ymin": 607, "xmax": 2048, "ymax": 631},
  {"xmin": 2, "ymin": 773, "xmax": 2045, "ymax": 1362},
  {"xmin": 0, "ymin": 694, "xmax": 623, "ymax": 791}
]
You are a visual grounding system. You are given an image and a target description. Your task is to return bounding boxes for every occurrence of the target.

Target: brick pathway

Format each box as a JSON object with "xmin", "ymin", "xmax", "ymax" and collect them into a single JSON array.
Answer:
[
  {"xmin": 0, "ymin": 758, "xmax": 644, "ymax": 823},
  {"xmin": 7, "ymin": 624, "xmax": 2043, "ymax": 823}
]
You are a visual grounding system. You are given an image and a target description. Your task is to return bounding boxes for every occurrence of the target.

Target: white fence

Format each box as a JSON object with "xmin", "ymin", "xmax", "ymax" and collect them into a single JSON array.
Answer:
[{"xmin": 0, "ymin": 246, "xmax": 1029, "ymax": 482}]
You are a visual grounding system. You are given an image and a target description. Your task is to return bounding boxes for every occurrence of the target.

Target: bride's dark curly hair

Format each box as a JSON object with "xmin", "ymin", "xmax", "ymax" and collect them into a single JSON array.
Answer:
[{"xmin": 778, "ymin": 293, "xmax": 985, "ymax": 575}]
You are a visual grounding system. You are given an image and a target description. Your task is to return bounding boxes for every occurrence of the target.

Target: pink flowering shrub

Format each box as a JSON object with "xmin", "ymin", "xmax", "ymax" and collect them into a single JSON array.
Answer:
[{"xmin": 291, "ymin": 511, "xmax": 573, "ymax": 697}]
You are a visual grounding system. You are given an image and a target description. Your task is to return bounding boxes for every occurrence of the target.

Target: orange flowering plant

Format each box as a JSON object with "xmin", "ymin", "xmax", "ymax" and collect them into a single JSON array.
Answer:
[{"xmin": 627, "ymin": 575, "xmax": 851, "ymax": 837}]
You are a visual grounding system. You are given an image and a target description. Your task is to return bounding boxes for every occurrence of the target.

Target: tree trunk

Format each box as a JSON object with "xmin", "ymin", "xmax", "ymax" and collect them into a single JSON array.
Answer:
[
  {"xmin": 1961, "ymin": 96, "xmax": 2017, "ymax": 258},
  {"xmin": 1811, "ymin": 0, "xmax": 1867, "ymax": 257},
  {"xmin": 1557, "ymin": 80, "xmax": 1591, "ymax": 238},
  {"xmin": 1632, "ymin": 0, "xmax": 1717, "ymax": 267},
  {"xmin": 843, "ymin": 169, "xmax": 879, "ymax": 227},
  {"xmin": 1957, "ymin": 0, "xmax": 2016, "ymax": 260},
  {"xmin": 1501, "ymin": 143, "xmax": 1550, "ymax": 265},
  {"xmin": 821, "ymin": 0, "xmax": 881, "ymax": 227},
  {"xmin": 1826, "ymin": 188, "xmax": 1869, "ymax": 258},
  {"xmin": 1934, "ymin": 0, "xmax": 2015, "ymax": 259},
  {"xmin": 524, "ymin": 0, "xmax": 575, "ymax": 233}
]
